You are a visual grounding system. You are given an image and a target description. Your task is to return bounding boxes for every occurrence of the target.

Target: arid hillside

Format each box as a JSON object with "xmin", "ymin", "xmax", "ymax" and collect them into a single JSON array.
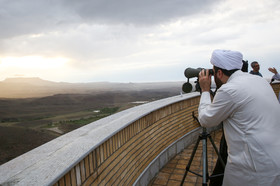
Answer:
[{"xmin": 0, "ymin": 78, "xmax": 186, "ymax": 165}]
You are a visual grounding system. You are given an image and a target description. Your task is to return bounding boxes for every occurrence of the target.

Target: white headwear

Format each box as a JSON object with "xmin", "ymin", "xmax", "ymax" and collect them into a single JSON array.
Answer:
[{"xmin": 210, "ymin": 49, "xmax": 243, "ymax": 70}]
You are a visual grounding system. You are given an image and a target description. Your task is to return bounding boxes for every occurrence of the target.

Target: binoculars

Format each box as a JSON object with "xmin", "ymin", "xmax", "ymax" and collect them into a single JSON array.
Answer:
[{"xmin": 182, "ymin": 68, "xmax": 214, "ymax": 93}]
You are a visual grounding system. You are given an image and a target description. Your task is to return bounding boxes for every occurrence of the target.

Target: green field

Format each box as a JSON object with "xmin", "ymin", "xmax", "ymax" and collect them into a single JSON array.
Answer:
[
  {"xmin": 0, "ymin": 106, "xmax": 121, "ymax": 165},
  {"xmin": 0, "ymin": 88, "xmax": 180, "ymax": 165}
]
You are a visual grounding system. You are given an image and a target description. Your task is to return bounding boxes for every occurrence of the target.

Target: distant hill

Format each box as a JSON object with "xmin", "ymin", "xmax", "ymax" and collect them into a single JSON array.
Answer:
[
  {"xmin": 3, "ymin": 77, "xmax": 55, "ymax": 85},
  {"xmin": 0, "ymin": 77, "xmax": 185, "ymax": 98}
]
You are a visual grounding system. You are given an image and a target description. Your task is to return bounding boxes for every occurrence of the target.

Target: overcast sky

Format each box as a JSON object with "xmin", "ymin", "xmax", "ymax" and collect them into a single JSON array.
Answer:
[{"xmin": 0, "ymin": 0, "xmax": 279, "ymax": 83}]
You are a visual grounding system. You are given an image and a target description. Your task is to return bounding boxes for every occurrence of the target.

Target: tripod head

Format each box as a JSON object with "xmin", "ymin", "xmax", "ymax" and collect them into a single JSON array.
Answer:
[{"xmin": 192, "ymin": 111, "xmax": 209, "ymax": 134}]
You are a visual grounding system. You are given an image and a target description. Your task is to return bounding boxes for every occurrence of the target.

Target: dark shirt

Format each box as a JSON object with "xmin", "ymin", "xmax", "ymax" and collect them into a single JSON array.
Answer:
[{"xmin": 249, "ymin": 70, "xmax": 263, "ymax": 77}]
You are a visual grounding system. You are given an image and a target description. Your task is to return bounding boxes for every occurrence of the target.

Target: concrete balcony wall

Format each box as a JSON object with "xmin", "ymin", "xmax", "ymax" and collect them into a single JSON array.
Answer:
[
  {"xmin": 52, "ymin": 93, "xmax": 202, "ymax": 186},
  {"xmin": 0, "ymin": 92, "xmax": 201, "ymax": 186},
  {"xmin": 0, "ymin": 82, "xmax": 279, "ymax": 186}
]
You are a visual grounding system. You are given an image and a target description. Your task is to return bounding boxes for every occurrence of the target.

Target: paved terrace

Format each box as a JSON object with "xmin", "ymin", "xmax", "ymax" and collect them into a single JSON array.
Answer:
[{"xmin": 149, "ymin": 129, "xmax": 222, "ymax": 186}]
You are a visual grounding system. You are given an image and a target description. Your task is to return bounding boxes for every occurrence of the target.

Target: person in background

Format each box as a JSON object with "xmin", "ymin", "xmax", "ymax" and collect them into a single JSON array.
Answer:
[
  {"xmin": 249, "ymin": 61, "xmax": 262, "ymax": 77},
  {"xmin": 268, "ymin": 67, "xmax": 280, "ymax": 103},
  {"xmin": 198, "ymin": 49, "xmax": 280, "ymax": 186},
  {"xmin": 268, "ymin": 67, "xmax": 280, "ymax": 81}
]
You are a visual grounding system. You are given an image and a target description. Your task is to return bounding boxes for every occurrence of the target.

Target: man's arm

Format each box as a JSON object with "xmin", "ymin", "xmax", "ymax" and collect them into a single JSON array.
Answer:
[
  {"xmin": 268, "ymin": 67, "xmax": 278, "ymax": 75},
  {"xmin": 198, "ymin": 89, "xmax": 234, "ymax": 128},
  {"xmin": 268, "ymin": 67, "xmax": 280, "ymax": 80},
  {"xmin": 273, "ymin": 73, "xmax": 280, "ymax": 80},
  {"xmin": 198, "ymin": 69, "xmax": 234, "ymax": 127}
]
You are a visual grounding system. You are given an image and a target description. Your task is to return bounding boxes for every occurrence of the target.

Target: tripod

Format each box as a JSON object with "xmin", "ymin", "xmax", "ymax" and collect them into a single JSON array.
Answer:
[{"xmin": 180, "ymin": 112, "xmax": 225, "ymax": 186}]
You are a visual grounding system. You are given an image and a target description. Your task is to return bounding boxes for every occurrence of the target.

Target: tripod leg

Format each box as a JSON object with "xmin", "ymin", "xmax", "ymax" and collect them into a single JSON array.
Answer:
[
  {"xmin": 208, "ymin": 132, "xmax": 227, "ymax": 186},
  {"xmin": 208, "ymin": 135, "xmax": 225, "ymax": 168},
  {"xmin": 202, "ymin": 138, "xmax": 208, "ymax": 186},
  {"xmin": 180, "ymin": 136, "xmax": 201, "ymax": 186}
]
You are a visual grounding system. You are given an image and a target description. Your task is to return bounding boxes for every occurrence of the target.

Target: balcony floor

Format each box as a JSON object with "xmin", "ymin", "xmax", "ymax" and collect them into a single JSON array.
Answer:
[{"xmin": 149, "ymin": 128, "xmax": 223, "ymax": 186}]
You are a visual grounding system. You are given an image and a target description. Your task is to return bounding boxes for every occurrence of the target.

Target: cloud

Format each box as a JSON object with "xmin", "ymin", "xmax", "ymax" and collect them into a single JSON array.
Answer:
[
  {"xmin": 0, "ymin": 1, "xmax": 67, "ymax": 39},
  {"xmin": 0, "ymin": 0, "xmax": 280, "ymax": 82},
  {"xmin": 0, "ymin": 0, "xmax": 222, "ymax": 39},
  {"xmin": 64, "ymin": 0, "xmax": 221, "ymax": 25}
]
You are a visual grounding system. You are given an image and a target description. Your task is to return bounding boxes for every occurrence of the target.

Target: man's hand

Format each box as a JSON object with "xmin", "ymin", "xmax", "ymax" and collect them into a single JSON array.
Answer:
[
  {"xmin": 268, "ymin": 67, "xmax": 278, "ymax": 75},
  {"xmin": 199, "ymin": 69, "xmax": 212, "ymax": 92}
]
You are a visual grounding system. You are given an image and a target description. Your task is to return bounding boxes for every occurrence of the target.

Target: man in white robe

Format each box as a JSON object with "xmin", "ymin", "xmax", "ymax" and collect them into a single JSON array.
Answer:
[{"xmin": 198, "ymin": 49, "xmax": 280, "ymax": 186}]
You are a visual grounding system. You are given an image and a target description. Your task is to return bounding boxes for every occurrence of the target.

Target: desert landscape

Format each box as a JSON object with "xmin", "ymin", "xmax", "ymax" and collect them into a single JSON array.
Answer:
[{"xmin": 0, "ymin": 77, "xmax": 185, "ymax": 165}]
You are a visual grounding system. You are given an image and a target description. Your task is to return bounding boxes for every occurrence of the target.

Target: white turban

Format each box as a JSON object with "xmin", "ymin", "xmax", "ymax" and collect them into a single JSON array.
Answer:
[{"xmin": 210, "ymin": 49, "xmax": 243, "ymax": 70}]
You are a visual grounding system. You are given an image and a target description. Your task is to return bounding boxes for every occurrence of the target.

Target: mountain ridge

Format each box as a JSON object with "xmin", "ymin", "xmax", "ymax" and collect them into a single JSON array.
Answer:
[{"xmin": 0, "ymin": 77, "xmax": 184, "ymax": 98}]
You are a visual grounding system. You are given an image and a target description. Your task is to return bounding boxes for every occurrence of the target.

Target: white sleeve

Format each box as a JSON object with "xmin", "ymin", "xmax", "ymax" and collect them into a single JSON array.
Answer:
[
  {"xmin": 198, "ymin": 89, "xmax": 235, "ymax": 128},
  {"xmin": 273, "ymin": 73, "xmax": 280, "ymax": 80}
]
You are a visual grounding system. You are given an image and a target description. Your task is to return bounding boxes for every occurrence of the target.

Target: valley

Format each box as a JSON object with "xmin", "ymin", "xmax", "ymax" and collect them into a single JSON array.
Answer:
[{"xmin": 0, "ymin": 78, "xmax": 185, "ymax": 165}]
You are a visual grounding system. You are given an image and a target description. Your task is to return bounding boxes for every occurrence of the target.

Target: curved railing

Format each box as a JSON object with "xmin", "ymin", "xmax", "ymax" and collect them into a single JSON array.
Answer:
[
  {"xmin": 271, "ymin": 81, "xmax": 280, "ymax": 99},
  {"xmin": 0, "ymin": 82, "xmax": 279, "ymax": 186}
]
